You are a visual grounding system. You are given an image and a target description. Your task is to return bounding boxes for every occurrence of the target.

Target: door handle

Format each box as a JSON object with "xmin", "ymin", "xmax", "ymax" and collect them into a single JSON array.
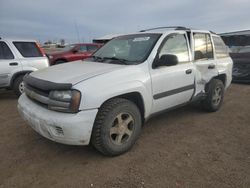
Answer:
[
  {"xmin": 185, "ymin": 69, "xmax": 192, "ymax": 74},
  {"xmin": 9, "ymin": 62, "xmax": 18, "ymax": 66},
  {"xmin": 208, "ymin": 64, "xmax": 215, "ymax": 69}
]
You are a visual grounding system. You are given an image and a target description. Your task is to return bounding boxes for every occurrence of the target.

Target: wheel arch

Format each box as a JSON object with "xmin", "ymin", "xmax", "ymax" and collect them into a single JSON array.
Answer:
[
  {"xmin": 205, "ymin": 74, "xmax": 227, "ymax": 92},
  {"xmin": 10, "ymin": 71, "xmax": 32, "ymax": 88},
  {"xmin": 100, "ymin": 92, "xmax": 146, "ymax": 123},
  {"xmin": 214, "ymin": 74, "xmax": 227, "ymax": 86}
]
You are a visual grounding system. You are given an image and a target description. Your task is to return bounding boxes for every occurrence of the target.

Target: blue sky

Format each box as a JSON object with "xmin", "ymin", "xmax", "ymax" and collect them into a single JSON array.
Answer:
[{"xmin": 0, "ymin": 0, "xmax": 249, "ymax": 44}]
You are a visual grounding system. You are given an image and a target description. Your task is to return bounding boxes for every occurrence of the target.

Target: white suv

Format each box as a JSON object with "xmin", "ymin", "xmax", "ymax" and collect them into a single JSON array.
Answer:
[
  {"xmin": 18, "ymin": 27, "xmax": 233, "ymax": 156},
  {"xmin": 0, "ymin": 38, "xmax": 49, "ymax": 96}
]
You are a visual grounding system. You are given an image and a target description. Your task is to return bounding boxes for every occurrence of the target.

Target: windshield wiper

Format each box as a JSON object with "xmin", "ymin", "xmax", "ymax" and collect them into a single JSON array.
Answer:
[
  {"xmin": 102, "ymin": 57, "xmax": 130, "ymax": 65},
  {"xmin": 92, "ymin": 55, "xmax": 105, "ymax": 62}
]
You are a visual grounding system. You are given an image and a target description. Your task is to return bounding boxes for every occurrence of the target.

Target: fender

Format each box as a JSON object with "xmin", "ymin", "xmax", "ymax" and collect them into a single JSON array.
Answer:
[
  {"xmin": 75, "ymin": 80, "xmax": 152, "ymax": 119},
  {"xmin": 10, "ymin": 70, "xmax": 33, "ymax": 87}
]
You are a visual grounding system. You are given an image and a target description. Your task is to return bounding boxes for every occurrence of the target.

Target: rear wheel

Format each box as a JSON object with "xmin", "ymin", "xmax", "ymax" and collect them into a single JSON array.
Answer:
[
  {"xmin": 202, "ymin": 79, "xmax": 224, "ymax": 112},
  {"xmin": 55, "ymin": 60, "xmax": 67, "ymax": 65},
  {"xmin": 91, "ymin": 98, "xmax": 142, "ymax": 156},
  {"xmin": 13, "ymin": 75, "xmax": 25, "ymax": 97}
]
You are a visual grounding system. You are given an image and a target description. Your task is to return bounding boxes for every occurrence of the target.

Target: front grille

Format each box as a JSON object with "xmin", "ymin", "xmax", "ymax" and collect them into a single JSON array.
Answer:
[
  {"xmin": 24, "ymin": 83, "xmax": 70, "ymax": 110},
  {"xmin": 25, "ymin": 83, "xmax": 49, "ymax": 97},
  {"xmin": 25, "ymin": 83, "xmax": 50, "ymax": 107},
  {"xmin": 23, "ymin": 74, "xmax": 73, "ymax": 112}
]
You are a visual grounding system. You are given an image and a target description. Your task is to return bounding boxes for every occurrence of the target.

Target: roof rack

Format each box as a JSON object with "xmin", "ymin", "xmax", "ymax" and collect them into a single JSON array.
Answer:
[{"xmin": 140, "ymin": 26, "xmax": 190, "ymax": 32}]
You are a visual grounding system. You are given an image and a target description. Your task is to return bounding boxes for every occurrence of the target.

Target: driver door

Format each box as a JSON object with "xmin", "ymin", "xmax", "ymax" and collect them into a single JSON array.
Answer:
[{"xmin": 150, "ymin": 32, "xmax": 195, "ymax": 113}]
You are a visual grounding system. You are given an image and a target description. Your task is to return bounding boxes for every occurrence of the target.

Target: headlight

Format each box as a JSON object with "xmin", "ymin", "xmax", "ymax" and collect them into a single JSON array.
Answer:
[
  {"xmin": 48, "ymin": 90, "xmax": 81, "ymax": 113},
  {"xmin": 49, "ymin": 55, "xmax": 53, "ymax": 59}
]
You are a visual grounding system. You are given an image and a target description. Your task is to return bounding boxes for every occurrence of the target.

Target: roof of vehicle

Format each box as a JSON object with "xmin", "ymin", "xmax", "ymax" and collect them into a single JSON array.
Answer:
[
  {"xmin": 72, "ymin": 43, "xmax": 102, "ymax": 46},
  {"xmin": 220, "ymin": 29, "xmax": 250, "ymax": 36},
  {"xmin": 0, "ymin": 37, "xmax": 37, "ymax": 42},
  {"xmin": 93, "ymin": 34, "xmax": 123, "ymax": 41}
]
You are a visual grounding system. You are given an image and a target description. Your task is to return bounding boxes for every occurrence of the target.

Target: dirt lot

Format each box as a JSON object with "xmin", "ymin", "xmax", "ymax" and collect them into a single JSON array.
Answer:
[{"xmin": 0, "ymin": 84, "xmax": 249, "ymax": 188}]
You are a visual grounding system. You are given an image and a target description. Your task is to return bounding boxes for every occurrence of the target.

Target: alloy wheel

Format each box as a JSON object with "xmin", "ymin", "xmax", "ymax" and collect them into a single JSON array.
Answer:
[
  {"xmin": 110, "ymin": 113, "xmax": 134, "ymax": 145},
  {"xmin": 212, "ymin": 86, "xmax": 222, "ymax": 106}
]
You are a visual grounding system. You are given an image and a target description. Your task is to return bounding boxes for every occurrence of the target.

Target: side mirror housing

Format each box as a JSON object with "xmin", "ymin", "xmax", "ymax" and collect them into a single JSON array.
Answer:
[
  {"xmin": 154, "ymin": 54, "xmax": 178, "ymax": 68},
  {"xmin": 72, "ymin": 49, "xmax": 78, "ymax": 53}
]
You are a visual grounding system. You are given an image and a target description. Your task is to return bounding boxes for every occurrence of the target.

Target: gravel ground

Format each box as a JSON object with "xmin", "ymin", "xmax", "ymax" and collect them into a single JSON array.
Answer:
[{"xmin": 0, "ymin": 84, "xmax": 249, "ymax": 188}]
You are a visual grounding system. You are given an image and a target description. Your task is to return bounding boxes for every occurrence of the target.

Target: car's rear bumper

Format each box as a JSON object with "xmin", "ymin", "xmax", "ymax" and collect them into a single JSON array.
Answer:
[
  {"xmin": 18, "ymin": 94, "xmax": 98, "ymax": 145},
  {"xmin": 232, "ymin": 74, "xmax": 250, "ymax": 83}
]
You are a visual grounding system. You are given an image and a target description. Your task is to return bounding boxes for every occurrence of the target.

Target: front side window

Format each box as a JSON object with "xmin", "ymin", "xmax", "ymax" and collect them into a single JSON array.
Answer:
[
  {"xmin": 193, "ymin": 33, "xmax": 214, "ymax": 60},
  {"xmin": 158, "ymin": 34, "xmax": 190, "ymax": 63},
  {"xmin": 0, "ymin": 41, "xmax": 14, "ymax": 60},
  {"xmin": 93, "ymin": 33, "xmax": 161, "ymax": 64},
  {"xmin": 13, "ymin": 42, "xmax": 42, "ymax": 57},
  {"xmin": 213, "ymin": 36, "xmax": 229, "ymax": 58}
]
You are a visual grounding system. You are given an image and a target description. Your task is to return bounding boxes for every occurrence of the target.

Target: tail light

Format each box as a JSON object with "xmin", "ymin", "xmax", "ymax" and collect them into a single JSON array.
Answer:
[{"xmin": 35, "ymin": 42, "xmax": 46, "ymax": 57}]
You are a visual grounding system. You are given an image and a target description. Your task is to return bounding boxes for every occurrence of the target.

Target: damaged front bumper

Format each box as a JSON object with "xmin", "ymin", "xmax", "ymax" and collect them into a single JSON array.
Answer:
[{"xmin": 18, "ymin": 94, "xmax": 98, "ymax": 145}]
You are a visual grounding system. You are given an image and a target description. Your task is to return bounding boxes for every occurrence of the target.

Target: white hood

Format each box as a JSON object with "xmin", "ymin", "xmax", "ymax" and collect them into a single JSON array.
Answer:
[{"xmin": 30, "ymin": 60, "xmax": 125, "ymax": 85}]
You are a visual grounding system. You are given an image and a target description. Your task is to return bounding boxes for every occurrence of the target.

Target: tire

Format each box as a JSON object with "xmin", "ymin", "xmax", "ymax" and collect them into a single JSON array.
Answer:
[
  {"xmin": 55, "ymin": 60, "xmax": 66, "ymax": 65},
  {"xmin": 91, "ymin": 98, "xmax": 142, "ymax": 156},
  {"xmin": 202, "ymin": 79, "xmax": 225, "ymax": 112},
  {"xmin": 13, "ymin": 75, "xmax": 25, "ymax": 97}
]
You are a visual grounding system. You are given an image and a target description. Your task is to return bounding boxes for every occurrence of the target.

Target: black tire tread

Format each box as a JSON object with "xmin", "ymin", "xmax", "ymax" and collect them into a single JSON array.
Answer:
[
  {"xmin": 202, "ymin": 79, "xmax": 224, "ymax": 112},
  {"xmin": 91, "ymin": 98, "xmax": 139, "ymax": 156},
  {"xmin": 55, "ymin": 60, "xmax": 66, "ymax": 65},
  {"xmin": 13, "ymin": 75, "xmax": 24, "ymax": 97}
]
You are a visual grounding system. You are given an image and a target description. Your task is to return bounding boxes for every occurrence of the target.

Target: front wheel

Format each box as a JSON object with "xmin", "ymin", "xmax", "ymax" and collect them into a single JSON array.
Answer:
[
  {"xmin": 91, "ymin": 98, "xmax": 142, "ymax": 156},
  {"xmin": 202, "ymin": 79, "xmax": 225, "ymax": 112}
]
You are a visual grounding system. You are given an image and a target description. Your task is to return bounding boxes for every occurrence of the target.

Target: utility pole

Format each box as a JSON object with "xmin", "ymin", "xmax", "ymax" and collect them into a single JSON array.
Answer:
[{"xmin": 74, "ymin": 21, "xmax": 80, "ymax": 43}]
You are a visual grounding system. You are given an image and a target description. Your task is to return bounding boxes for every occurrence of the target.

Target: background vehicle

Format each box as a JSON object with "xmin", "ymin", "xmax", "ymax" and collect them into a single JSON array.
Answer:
[
  {"xmin": 47, "ymin": 43, "xmax": 102, "ymax": 65},
  {"xmin": 18, "ymin": 27, "xmax": 233, "ymax": 156},
  {"xmin": 0, "ymin": 37, "xmax": 49, "ymax": 96},
  {"xmin": 221, "ymin": 30, "xmax": 250, "ymax": 83}
]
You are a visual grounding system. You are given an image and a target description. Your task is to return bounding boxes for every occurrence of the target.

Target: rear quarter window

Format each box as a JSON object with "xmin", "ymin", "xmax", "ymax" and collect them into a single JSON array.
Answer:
[
  {"xmin": 212, "ymin": 36, "xmax": 229, "ymax": 58},
  {"xmin": 13, "ymin": 42, "xmax": 42, "ymax": 57}
]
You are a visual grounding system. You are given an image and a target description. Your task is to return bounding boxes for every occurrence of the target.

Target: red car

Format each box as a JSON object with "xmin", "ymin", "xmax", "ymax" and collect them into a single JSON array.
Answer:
[{"xmin": 48, "ymin": 43, "xmax": 102, "ymax": 65}]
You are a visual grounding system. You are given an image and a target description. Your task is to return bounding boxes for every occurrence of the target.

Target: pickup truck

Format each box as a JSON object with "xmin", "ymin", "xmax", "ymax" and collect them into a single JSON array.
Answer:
[{"xmin": 18, "ymin": 27, "xmax": 233, "ymax": 156}]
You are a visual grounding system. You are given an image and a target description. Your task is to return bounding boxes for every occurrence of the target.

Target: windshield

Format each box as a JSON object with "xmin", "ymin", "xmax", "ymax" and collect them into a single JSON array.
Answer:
[{"xmin": 93, "ymin": 33, "xmax": 161, "ymax": 64}]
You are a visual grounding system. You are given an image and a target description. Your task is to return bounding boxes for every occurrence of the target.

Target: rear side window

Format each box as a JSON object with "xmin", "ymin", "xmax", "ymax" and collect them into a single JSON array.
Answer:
[
  {"xmin": 0, "ymin": 41, "xmax": 14, "ymax": 59},
  {"xmin": 212, "ymin": 36, "xmax": 229, "ymax": 58},
  {"xmin": 87, "ymin": 45, "xmax": 99, "ymax": 52},
  {"xmin": 13, "ymin": 42, "xmax": 42, "ymax": 57},
  {"xmin": 78, "ymin": 45, "xmax": 87, "ymax": 52},
  {"xmin": 193, "ymin": 33, "xmax": 214, "ymax": 60}
]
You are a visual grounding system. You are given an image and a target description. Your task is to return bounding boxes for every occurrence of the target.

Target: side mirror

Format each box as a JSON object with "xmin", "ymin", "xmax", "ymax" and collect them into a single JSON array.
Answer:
[
  {"xmin": 72, "ymin": 49, "xmax": 78, "ymax": 53},
  {"xmin": 155, "ymin": 54, "xmax": 178, "ymax": 67}
]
